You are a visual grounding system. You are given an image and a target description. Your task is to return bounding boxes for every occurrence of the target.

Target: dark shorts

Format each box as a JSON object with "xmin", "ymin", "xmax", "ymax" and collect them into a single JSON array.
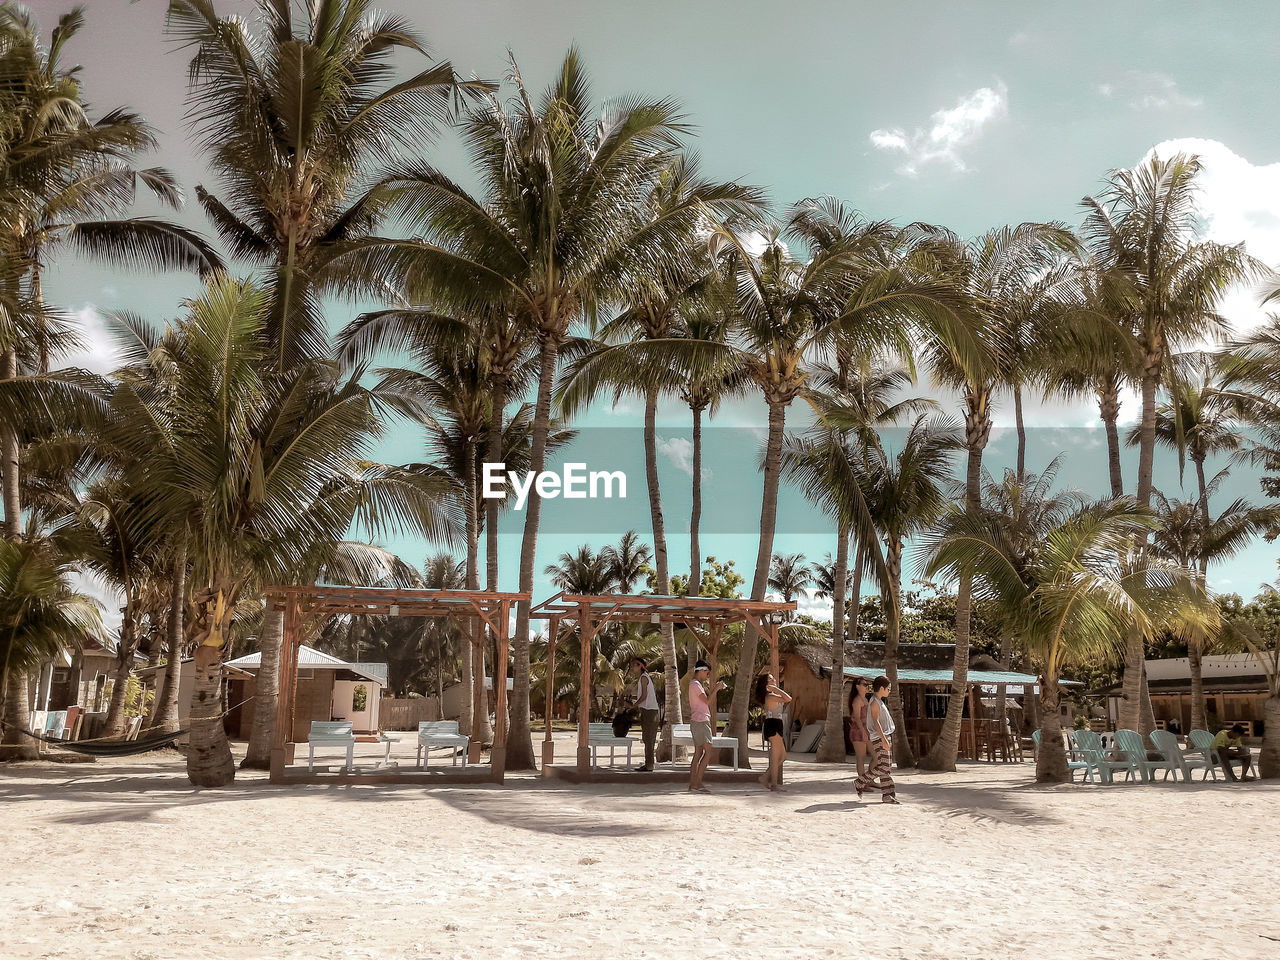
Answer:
[{"xmin": 763, "ymin": 717, "xmax": 785, "ymax": 742}]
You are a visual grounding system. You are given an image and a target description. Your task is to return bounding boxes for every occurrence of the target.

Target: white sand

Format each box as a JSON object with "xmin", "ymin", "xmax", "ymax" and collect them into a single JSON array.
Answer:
[{"xmin": 2, "ymin": 737, "xmax": 1277, "ymax": 960}]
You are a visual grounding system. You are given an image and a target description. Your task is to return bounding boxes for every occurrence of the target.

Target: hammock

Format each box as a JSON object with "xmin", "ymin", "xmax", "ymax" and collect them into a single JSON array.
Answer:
[{"xmin": 1, "ymin": 720, "xmax": 189, "ymax": 757}]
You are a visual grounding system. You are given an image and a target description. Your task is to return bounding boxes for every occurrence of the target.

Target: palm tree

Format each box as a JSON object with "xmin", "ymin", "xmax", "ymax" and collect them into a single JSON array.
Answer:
[
  {"xmin": 1081, "ymin": 152, "xmax": 1264, "ymax": 732},
  {"xmin": 1223, "ymin": 608, "xmax": 1280, "ymax": 779},
  {"xmin": 916, "ymin": 221, "xmax": 1075, "ymax": 771},
  {"xmin": 337, "ymin": 50, "xmax": 757, "ymax": 770},
  {"xmin": 165, "ymin": 0, "xmax": 487, "ymax": 369},
  {"xmin": 111, "ymin": 275, "xmax": 458, "ymax": 786},
  {"xmin": 1150, "ymin": 486, "xmax": 1274, "ymax": 730},
  {"xmin": 863, "ymin": 414, "xmax": 963, "ymax": 765},
  {"xmin": 767, "ymin": 553, "xmax": 812, "ymax": 616},
  {"xmin": 923, "ymin": 499, "xmax": 1184, "ymax": 783},
  {"xmin": 0, "ymin": 535, "xmax": 102, "ymax": 758},
  {"xmin": 601, "ymin": 531, "xmax": 653, "ymax": 594}
]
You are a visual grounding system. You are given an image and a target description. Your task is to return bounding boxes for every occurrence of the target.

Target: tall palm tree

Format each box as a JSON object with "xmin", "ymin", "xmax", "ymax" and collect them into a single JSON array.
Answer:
[
  {"xmin": 337, "ymin": 50, "xmax": 757, "ymax": 770},
  {"xmin": 601, "ymin": 531, "xmax": 653, "ymax": 594},
  {"xmin": 1081, "ymin": 152, "xmax": 1264, "ymax": 732},
  {"xmin": 923, "ymin": 499, "xmax": 1183, "ymax": 783},
  {"xmin": 863, "ymin": 414, "xmax": 963, "ymax": 765},
  {"xmin": 111, "ymin": 275, "xmax": 458, "ymax": 786},
  {"xmin": 767, "ymin": 553, "xmax": 812, "ymax": 615},
  {"xmin": 916, "ymin": 222, "xmax": 1075, "ymax": 771}
]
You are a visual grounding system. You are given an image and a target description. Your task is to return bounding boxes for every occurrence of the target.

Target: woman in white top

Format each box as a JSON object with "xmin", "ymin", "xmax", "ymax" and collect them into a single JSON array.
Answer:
[{"xmin": 855, "ymin": 675, "xmax": 899, "ymax": 804}]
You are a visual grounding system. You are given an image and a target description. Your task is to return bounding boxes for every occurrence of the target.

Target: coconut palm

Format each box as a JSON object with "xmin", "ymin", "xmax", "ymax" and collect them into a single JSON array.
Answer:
[
  {"xmin": 922, "ymin": 499, "xmax": 1184, "ymax": 783},
  {"xmin": 1223, "ymin": 609, "xmax": 1280, "ymax": 779},
  {"xmin": 863, "ymin": 414, "xmax": 964, "ymax": 765},
  {"xmin": 1081, "ymin": 152, "xmax": 1265, "ymax": 732},
  {"xmin": 915, "ymin": 221, "xmax": 1076, "ymax": 771},
  {"xmin": 601, "ymin": 531, "xmax": 653, "ymax": 594},
  {"xmin": 0, "ymin": 535, "xmax": 102, "ymax": 757},
  {"xmin": 767, "ymin": 554, "xmax": 812, "ymax": 615},
  {"xmin": 336, "ymin": 50, "xmax": 762, "ymax": 770},
  {"xmin": 110, "ymin": 275, "xmax": 458, "ymax": 786},
  {"xmin": 165, "ymin": 0, "xmax": 488, "ymax": 369}
]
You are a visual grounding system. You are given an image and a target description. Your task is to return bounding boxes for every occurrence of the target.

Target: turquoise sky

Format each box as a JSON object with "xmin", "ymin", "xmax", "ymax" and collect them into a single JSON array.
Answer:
[{"xmin": 38, "ymin": 0, "xmax": 1280, "ymax": 614}]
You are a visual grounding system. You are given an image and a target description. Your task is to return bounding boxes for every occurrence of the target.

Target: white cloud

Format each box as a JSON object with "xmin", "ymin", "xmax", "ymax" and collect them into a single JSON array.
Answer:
[
  {"xmin": 869, "ymin": 83, "xmax": 1008, "ymax": 176},
  {"xmin": 1143, "ymin": 138, "xmax": 1280, "ymax": 338},
  {"xmin": 657, "ymin": 436, "xmax": 712, "ymax": 482},
  {"xmin": 59, "ymin": 305, "xmax": 120, "ymax": 374},
  {"xmin": 1099, "ymin": 71, "xmax": 1203, "ymax": 111}
]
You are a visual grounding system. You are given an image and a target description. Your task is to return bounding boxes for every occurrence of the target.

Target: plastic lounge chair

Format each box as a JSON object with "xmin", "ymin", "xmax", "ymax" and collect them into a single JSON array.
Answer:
[
  {"xmin": 307, "ymin": 720, "xmax": 355, "ymax": 773},
  {"xmin": 1115, "ymin": 728, "xmax": 1174, "ymax": 783},
  {"xmin": 1073, "ymin": 729, "xmax": 1134, "ymax": 784},
  {"xmin": 670, "ymin": 722, "xmax": 739, "ymax": 770},
  {"xmin": 1150, "ymin": 729, "xmax": 1212, "ymax": 783},
  {"xmin": 1187, "ymin": 730, "xmax": 1222, "ymax": 782},
  {"xmin": 416, "ymin": 721, "xmax": 469, "ymax": 768},
  {"xmin": 587, "ymin": 722, "xmax": 636, "ymax": 768},
  {"xmin": 1033, "ymin": 729, "xmax": 1091, "ymax": 781}
]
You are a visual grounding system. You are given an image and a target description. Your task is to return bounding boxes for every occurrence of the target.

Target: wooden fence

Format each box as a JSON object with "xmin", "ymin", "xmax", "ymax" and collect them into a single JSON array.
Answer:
[{"xmin": 380, "ymin": 697, "xmax": 440, "ymax": 730}]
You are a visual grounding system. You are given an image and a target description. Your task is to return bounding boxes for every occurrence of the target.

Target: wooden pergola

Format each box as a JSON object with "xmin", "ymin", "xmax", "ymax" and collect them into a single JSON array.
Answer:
[
  {"xmin": 264, "ymin": 585, "xmax": 528, "ymax": 784},
  {"xmin": 529, "ymin": 592, "xmax": 797, "ymax": 777}
]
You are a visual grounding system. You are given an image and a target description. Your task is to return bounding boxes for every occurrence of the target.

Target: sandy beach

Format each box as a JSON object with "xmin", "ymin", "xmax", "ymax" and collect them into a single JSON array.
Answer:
[{"xmin": 2, "ymin": 739, "xmax": 1277, "ymax": 960}]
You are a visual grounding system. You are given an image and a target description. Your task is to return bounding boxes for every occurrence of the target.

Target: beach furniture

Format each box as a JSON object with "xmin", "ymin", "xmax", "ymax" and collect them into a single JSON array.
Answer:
[
  {"xmin": 307, "ymin": 720, "xmax": 355, "ymax": 773},
  {"xmin": 1187, "ymin": 730, "xmax": 1222, "ymax": 781},
  {"xmin": 1114, "ymin": 728, "xmax": 1174, "ymax": 783},
  {"xmin": 1073, "ymin": 729, "xmax": 1134, "ymax": 784},
  {"xmin": 1032, "ymin": 729, "xmax": 1092, "ymax": 781},
  {"xmin": 416, "ymin": 721, "xmax": 469, "ymax": 768},
  {"xmin": 670, "ymin": 722, "xmax": 739, "ymax": 770},
  {"xmin": 587, "ymin": 722, "xmax": 635, "ymax": 768},
  {"xmin": 1150, "ymin": 729, "xmax": 1212, "ymax": 783}
]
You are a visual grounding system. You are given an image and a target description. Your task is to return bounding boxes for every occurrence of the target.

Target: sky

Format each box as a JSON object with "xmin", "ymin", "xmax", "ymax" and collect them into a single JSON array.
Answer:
[{"xmin": 31, "ymin": 0, "xmax": 1280, "ymax": 629}]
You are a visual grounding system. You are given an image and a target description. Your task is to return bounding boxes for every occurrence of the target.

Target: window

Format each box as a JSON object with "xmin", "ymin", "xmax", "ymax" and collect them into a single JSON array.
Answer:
[{"xmin": 352, "ymin": 684, "xmax": 368, "ymax": 712}]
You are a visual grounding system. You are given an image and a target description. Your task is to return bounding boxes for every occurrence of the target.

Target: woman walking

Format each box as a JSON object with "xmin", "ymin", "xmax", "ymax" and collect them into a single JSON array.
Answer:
[
  {"xmin": 846, "ymin": 676, "xmax": 872, "ymax": 778},
  {"xmin": 856, "ymin": 676, "xmax": 900, "ymax": 804},
  {"xmin": 756, "ymin": 673, "xmax": 792, "ymax": 791}
]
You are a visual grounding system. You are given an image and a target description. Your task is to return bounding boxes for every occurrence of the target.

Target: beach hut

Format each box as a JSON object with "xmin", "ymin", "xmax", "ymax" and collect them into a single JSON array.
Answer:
[
  {"xmin": 224, "ymin": 645, "xmax": 387, "ymax": 739},
  {"xmin": 1104, "ymin": 653, "xmax": 1270, "ymax": 735}
]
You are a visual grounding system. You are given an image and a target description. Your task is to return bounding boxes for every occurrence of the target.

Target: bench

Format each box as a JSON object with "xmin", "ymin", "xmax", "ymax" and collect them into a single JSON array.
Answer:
[
  {"xmin": 307, "ymin": 721, "xmax": 355, "ymax": 773},
  {"xmin": 671, "ymin": 723, "xmax": 739, "ymax": 771},
  {"xmin": 416, "ymin": 721, "xmax": 469, "ymax": 768},
  {"xmin": 587, "ymin": 722, "xmax": 635, "ymax": 768}
]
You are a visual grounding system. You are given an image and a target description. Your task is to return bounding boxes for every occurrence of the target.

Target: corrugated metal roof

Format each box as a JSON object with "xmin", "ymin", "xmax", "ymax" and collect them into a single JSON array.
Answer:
[
  {"xmin": 227, "ymin": 645, "xmax": 385, "ymax": 684},
  {"xmin": 840, "ymin": 665, "xmax": 1039, "ymax": 685}
]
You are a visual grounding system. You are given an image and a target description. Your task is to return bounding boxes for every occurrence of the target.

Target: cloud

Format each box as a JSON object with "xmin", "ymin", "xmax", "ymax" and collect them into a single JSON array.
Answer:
[
  {"xmin": 869, "ymin": 83, "xmax": 1008, "ymax": 176},
  {"xmin": 59, "ymin": 304, "xmax": 121, "ymax": 374},
  {"xmin": 1097, "ymin": 71, "xmax": 1203, "ymax": 111},
  {"xmin": 657, "ymin": 436, "xmax": 712, "ymax": 482},
  {"xmin": 1142, "ymin": 138, "xmax": 1280, "ymax": 337}
]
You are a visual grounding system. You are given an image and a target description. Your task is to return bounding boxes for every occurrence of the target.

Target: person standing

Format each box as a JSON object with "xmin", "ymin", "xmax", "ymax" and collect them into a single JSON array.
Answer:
[
  {"xmin": 756, "ymin": 673, "xmax": 793, "ymax": 791},
  {"xmin": 846, "ymin": 677, "xmax": 872, "ymax": 779},
  {"xmin": 687, "ymin": 660, "xmax": 725, "ymax": 793},
  {"xmin": 856, "ymin": 676, "xmax": 900, "ymax": 804},
  {"xmin": 628, "ymin": 657, "xmax": 659, "ymax": 772}
]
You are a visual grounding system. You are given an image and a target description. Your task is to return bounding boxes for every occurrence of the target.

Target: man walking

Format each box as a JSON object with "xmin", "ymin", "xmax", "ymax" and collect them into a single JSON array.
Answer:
[
  {"xmin": 629, "ymin": 657, "xmax": 659, "ymax": 772},
  {"xmin": 687, "ymin": 660, "xmax": 724, "ymax": 793},
  {"xmin": 856, "ymin": 676, "xmax": 900, "ymax": 804}
]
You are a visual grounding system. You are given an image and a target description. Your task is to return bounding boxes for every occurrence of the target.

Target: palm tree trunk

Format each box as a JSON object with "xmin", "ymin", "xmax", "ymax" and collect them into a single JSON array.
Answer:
[
  {"xmin": 1119, "ymin": 364, "xmax": 1160, "ymax": 733},
  {"xmin": 481, "ymin": 374, "xmax": 505, "ymax": 746},
  {"xmin": 459, "ymin": 438, "xmax": 478, "ymax": 739},
  {"xmin": 240, "ymin": 608, "xmax": 281, "ymax": 768},
  {"xmin": 1035, "ymin": 667, "xmax": 1069, "ymax": 782},
  {"xmin": 187, "ymin": 640, "xmax": 235, "ymax": 787},
  {"xmin": 884, "ymin": 540, "xmax": 913, "ymax": 766},
  {"xmin": 149, "ymin": 539, "xmax": 187, "ymax": 735},
  {"xmin": 1, "ymin": 670, "xmax": 35, "ymax": 759},
  {"xmin": 1014, "ymin": 384, "xmax": 1026, "ymax": 479},
  {"xmin": 509, "ymin": 336, "xmax": 562, "ymax": 770},
  {"xmin": 1097, "ymin": 377, "xmax": 1124, "ymax": 499},
  {"xmin": 643, "ymin": 386, "xmax": 683, "ymax": 763},
  {"xmin": 724, "ymin": 399, "xmax": 787, "ymax": 768},
  {"xmin": 103, "ymin": 607, "xmax": 139, "ymax": 737},
  {"xmin": 919, "ymin": 392, "xmax": 988, "ymax": 771},
  {"xmin": 1187, "ymin": 454, "xmax": 1211, "ymax": 733},
  {"xmin": 689, "ymin": 402, "xmax": 703, "ymax": 595},
  {"xmin": 1261, "ymin": 693, "xmax": 1279, "ymax": 779},
  {"xmin": 816, "ymin": 521, "xmax": 850, "ymax": 762},
  {"xmin": 1, "ymin": 346, "xmax": 20, "ymax": 539}
]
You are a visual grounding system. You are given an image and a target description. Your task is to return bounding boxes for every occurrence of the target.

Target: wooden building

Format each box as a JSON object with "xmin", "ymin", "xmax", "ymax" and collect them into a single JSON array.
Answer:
[{"xmin": 1104, "ymin": 653, "xmax": 1271, "ymax": 735}]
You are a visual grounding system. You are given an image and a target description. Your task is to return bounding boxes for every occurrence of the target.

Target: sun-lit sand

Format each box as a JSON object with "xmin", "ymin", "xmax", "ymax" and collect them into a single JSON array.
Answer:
[{"xmin": 2, "ymin": 735, "xmax": 1277, "ymax": 960}]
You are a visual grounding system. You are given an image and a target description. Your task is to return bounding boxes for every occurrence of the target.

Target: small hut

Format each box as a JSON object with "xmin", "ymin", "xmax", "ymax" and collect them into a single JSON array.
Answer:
[{"xmin": 225, "ymin": 645, "xmax": 387, "ymax": 738}]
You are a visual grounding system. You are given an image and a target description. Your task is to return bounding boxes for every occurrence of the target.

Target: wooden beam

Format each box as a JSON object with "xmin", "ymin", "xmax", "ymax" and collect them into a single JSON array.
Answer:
[
  {"xmin": 542, "ymin": 615, "xmax": 560, "ymax": 774},
  {"xmin": 492, "ymin": 599, "xmax": 510, "ymax": 783},
  {"xmin": 577, "ymin": 600, "xmax": 594, "ymax": 774}
]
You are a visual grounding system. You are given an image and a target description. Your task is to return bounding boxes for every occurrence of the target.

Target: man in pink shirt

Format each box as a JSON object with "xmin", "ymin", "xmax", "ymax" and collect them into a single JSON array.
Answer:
[{"xmin": 688, "ymin": 660, "xmax": 725, "ymax": 793}]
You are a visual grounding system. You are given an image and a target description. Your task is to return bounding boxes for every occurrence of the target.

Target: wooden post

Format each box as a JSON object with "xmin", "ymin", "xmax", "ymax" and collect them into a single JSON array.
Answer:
[
  {"xmin": 542, "ymin": 615, "xmax": 560, "ymax": 774},
  {"xmin": 269, "ymin": 598, "xmax": 300, "ymax": 781},
  {"xmin": 707, "ymin": 622, "xmax": 722, "ymax": 730},
  {"xmin": 492, "ymin": 600, "xmax": 510, "ymax": 782},
  {"xmin": 577, "ymin": 601, "xmax": 593, "ymax": 774},
  {"xmin": 967, "ymin": 684, "xmax": 978, "ymax": 762}
]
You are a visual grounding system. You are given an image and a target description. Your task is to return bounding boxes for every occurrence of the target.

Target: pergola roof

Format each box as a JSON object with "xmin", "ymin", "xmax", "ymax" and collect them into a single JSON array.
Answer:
[
  {"xmin": 529, "ymin": 592, "xmax": 796, "ymax": 625},
  {"xmin": 263, "ymin": 584, "xmax": 528, "ymax": 617}
]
